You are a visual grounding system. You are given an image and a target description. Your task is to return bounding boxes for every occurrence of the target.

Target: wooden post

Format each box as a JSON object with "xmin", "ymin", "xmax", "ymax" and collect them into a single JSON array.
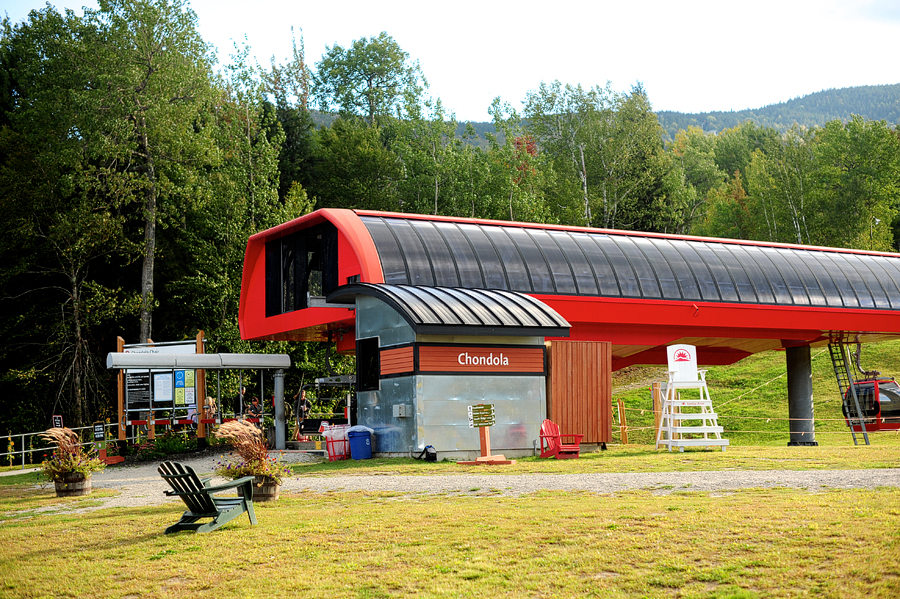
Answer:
[
  {"xmin": 652, "ymin": 383, "xmax": 662, "ymax": 441},
  {"xmin": 117, "ymin": 336, "xmax": 125, "ymax": 441},
  {"xmin": 479, "ymin": 426, "xmax": 491, "ymax": 457},
  {"xmin": 617, "ymin": 398, "xmax": 628, "ymax": 444},
  {"xmin": 196, "ymin": 330, "xmax": 207, "ymax": 440}
]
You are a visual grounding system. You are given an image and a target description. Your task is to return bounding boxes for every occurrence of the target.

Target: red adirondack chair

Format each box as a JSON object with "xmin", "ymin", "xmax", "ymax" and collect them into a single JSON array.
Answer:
[{"xmin": 539, "ymin": 419, "xmax": 583, "ymax": 459}]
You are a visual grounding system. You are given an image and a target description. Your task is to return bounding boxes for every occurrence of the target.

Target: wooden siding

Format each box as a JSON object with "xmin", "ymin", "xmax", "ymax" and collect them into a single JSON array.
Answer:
[
  {"xmin": 380, "ymin": 346, "xmax": 414, "ymax": 376},
  {"xmin": 548, "ymin": 340, "xmax": 612, "ymax": 444}
]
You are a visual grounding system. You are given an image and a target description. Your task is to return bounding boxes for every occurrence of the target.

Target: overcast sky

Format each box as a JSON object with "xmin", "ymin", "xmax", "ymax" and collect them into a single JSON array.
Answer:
[{"xmin": 6, "ymin": 0, "xmax": 900, "ymax": 122}]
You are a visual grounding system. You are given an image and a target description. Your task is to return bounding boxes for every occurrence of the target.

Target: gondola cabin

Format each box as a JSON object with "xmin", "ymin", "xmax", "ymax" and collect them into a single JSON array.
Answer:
[{"xmin": 843, "ymin": 378, "xmax": 900, "ymax": 432}]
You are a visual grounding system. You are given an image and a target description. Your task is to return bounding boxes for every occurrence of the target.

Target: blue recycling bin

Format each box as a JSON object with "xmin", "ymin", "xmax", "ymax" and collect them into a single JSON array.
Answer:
[{"xmin": 348, "ymin": 430, "xmax": 372, "ymax": 460}]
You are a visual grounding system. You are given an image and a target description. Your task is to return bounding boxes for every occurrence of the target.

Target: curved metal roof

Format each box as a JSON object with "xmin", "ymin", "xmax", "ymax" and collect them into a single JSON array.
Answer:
[
  {"xmin": 327, "ymin": 283, "xmax": 571, "ymax": 337},
  {"xmin": 359, "ymin": 214, "xmax": 900, "ymax": 309}
]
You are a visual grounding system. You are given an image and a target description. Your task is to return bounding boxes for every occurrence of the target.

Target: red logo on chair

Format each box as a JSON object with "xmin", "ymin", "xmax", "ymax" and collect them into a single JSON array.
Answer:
[{"xmin": 673, "ymin": 349, "xmax": 692, "ymax": 362}]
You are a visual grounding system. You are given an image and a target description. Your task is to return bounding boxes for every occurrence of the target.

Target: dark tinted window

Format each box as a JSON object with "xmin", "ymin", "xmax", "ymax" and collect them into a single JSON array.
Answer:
[
  {"xmin": 362, "ymin": 217, "xmax": 408, "ymax": 284},
  {"xmin": 693, "ymin": 244, "xmax": 739, "ymax": 302},
  {"xmin": 651, "ymin": 239, "xmax": 701, "ymax": 300},
  {"xmin": 529, "ymin": 230, "xmax": 578, "ymax": 294},
  {"xmin": 485, "ymin": 227, "xmax": 531, "ymax": 292},
  {"xmin": 548, "ymin": 231, "xmax": 598, "ymax": 295},
  {"xmin": 761, "ymin": 247, "xmax": 808, "ymax": 305},
  {"xmin": 672, "ymin": 242, "xmax": 720, "ymax": 301},
  {"xmin": 844, "ymin": 254, "xmax": 889, "ymax": 308},
  {"xmin": 572, "ymin": 233, "xmax": 619, "ymax": 295},
  {"xmin": 827, "ymin": 253, "xmax": 874, "ymax": 308},
  {"xmin": 411, "ymin": 221, "xmax": 459, "ymax": 287},
  {"xmin": 868, "ymin": 257, "xmax": 900, "ymax": 309},
  {"xmin": 726, "ymin": 246, "xmax": 774, "ymax": 303},
  {"xmin": 357, "ymin": 337, "xmax": 380, "ymax": 391},
  {"xmin": 433, "ymin": 222, "xmax": 484, "ymax": 288},
  {"xmin": 594, "ymin": 235, "xmax": 641, "ymax": 296},
  {"xmin": 745, "ymin": 246, "xmax": 791, "ymax": 304},
  {"xmin": 505, "ymin": 227, "xmax": 554, "ymax": 293},
  {"xmin": 781, "ymin": 249, "xmax": 827, "ymax": 306},
  {"xmin": 386, "ymin": 219, "xmax": 434, "ymax": 286},
  {"xmin": 714, "ymin": 245, "xmax": 757, "ymax": 302},
  {"xmin": 632, "ymin": 238, "xmax": 679, "ymax": 300},
  {"xmin": 459, "ymin": 224, "xmax": 507, "ymax": 289},
  {"xmin": 795, "ymin": 250, "xmax": 842, "ymax": 307},
  {"xmin": 813, "ymin": 252, "xmax": 857, "ymax": 307},
  {"xmin": 614, "ymin": 237, "xmax": 661, "ymax": 298}
]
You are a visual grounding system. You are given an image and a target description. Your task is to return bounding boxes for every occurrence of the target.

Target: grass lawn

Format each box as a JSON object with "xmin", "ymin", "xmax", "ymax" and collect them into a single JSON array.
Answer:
[
  {"xmin": 1, "ymin": 342, "xmax": 898, "ymax": 597},
  {"xmin": 1, "ymin": 444, "xmax": 898, "ymax": 598}
]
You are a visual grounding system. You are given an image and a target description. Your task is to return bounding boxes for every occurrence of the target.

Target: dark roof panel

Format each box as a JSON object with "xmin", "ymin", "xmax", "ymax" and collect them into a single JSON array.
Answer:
[
  {"xmin": 358, "ymin": 215, "xmax": 900, "ymax": 311},
  {"xmin": 327, "ymin": 283, "xmax": 571, "ymax": 337}
]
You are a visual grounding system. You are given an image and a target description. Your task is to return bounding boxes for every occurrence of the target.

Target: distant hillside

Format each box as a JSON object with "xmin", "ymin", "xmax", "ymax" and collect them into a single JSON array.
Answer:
[
  {"xmin": 309, "ymin": 84, "xmax": 900, "ymax": 145},
  {"xmin": 657, "ymin": 83, "xmax": 900, "ymax": 139}
]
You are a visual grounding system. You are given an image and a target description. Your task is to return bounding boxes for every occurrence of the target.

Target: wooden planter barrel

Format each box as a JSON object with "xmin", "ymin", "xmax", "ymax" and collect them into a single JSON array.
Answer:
[
  {"xmin": 238, "ymin": 475, "xmax": 280, "ymax": 502},
  {"xmin": 252, "ymin": 475, "xmax": 280, "ymax": 501},
  {"xmin": 54, "ymin": 474, "xmax": 91, "ymax": 497}
]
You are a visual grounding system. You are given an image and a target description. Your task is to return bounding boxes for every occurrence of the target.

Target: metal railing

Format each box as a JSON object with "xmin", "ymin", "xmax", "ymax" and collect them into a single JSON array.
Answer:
[{"xmin": 0, "ymin": 423, "xmax": 134, "ymax": 471}]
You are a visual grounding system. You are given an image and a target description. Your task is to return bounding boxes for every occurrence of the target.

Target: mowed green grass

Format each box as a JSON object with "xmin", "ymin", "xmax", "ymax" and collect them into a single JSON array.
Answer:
[
  {"xmin": 613, "ymin": 339, "xmax": 900, "ymax": 446},
  {"xmin": 1, "ymin": 441, "xmax": 899, "ymax": 598},
  {"xmin": 0, "ymin": 485, "xmax": 898, "ymax": 598},
  {"xmin": 1, "ymin": 343, "xmax": 898, "ymax": 597}
]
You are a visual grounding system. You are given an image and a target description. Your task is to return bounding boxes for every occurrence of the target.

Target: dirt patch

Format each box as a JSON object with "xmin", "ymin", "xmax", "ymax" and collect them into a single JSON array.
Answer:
[{"xmin": 612, "ymin": 366, "xmax": 668, "ymax": 393}]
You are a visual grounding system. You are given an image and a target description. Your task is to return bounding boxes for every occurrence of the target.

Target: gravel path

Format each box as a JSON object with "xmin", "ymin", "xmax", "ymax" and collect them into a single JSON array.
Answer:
[{"xmin": 47, "ymin": 452, "xmax": 900, "ymax": 511}]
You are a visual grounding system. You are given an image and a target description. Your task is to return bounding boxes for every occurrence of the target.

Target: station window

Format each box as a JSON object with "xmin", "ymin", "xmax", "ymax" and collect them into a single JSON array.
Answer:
[
  {"xmin": 265, "ymin": 223, "xmax": 339, "ymax": 317},
  {"xmin": 356, "ymin": 337, "xmax": 380, "ymax": 391}
]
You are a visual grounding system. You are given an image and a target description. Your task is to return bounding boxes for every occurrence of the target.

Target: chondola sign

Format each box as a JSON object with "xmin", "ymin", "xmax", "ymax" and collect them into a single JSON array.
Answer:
[
  {"xmin": 458, "ymin": 352, "xmax": 509, "ymax": 366},
  {"xmin": 418, "ymin": 345, "xmax": 545, "ymax": 375}
]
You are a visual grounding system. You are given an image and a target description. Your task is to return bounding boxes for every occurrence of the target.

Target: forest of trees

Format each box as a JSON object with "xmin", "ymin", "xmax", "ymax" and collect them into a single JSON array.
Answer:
[{"xmin": 2, "ymin": 0, "xmax": 900, "ymax": 433}]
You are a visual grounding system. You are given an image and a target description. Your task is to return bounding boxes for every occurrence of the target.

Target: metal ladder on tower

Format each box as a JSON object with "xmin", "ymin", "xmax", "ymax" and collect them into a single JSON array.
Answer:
[{"xmin": 828, "ymin": 341, "xmax": 869, "ymax": 446}]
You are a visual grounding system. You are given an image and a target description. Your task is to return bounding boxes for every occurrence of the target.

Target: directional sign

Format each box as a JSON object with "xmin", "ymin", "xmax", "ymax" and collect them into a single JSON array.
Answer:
[{"xmin": 467, "ymin": 403, "xmax": 496, "ymax": 428}]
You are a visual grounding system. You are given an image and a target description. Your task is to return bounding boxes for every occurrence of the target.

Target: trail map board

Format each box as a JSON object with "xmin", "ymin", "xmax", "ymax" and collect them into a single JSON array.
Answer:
[{"xmin": 468, "ymin": 404, "xmax": 496, "ymax": 428}]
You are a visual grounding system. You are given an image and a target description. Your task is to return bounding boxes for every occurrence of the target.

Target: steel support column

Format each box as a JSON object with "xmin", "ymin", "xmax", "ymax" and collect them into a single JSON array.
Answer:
[
  {"xmin": 786, "ymin": 345, "xmax": 818, "ymax": 446},
  {"xmin": 273, "ymin": 369, "xmax": 286, "ymax": 450}
]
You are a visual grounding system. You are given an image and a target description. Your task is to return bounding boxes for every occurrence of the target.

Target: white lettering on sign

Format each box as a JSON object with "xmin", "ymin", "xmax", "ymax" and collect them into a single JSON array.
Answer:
[{"xmin": 457, "ymin": 352, "xmax": 510, "ymax": 367}]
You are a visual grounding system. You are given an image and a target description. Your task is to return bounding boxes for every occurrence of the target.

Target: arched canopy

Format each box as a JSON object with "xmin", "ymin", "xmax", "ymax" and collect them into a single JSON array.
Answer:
[
  {"xmin": 359, "ymin": 213, "xmax": 900, "ymax": 310},
  {"xmin": 327, "ymin": 283, "xmax": 571, "ymax": 337},
  {"xmin": 239, "ymin": 209, "xmax": 900, "ymax": 369}
]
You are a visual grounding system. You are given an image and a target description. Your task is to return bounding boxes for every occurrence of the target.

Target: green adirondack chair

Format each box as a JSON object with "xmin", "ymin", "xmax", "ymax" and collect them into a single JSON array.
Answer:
[{"xmin": 158, "ymin": 461, "xmax": 257, "ymax": 534}]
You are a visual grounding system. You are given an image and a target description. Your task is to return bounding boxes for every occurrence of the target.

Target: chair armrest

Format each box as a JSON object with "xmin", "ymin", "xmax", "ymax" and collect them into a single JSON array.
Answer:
[
  {"xmin": 204, "ymin": 476, "xmax": 256, "ymax": 494},
  {"xmin": 559, "ymin": 434, "xmax": 584, "ymax": 444}
]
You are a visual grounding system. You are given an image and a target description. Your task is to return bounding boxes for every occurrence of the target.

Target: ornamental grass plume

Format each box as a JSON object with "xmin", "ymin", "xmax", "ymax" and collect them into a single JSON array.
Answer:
[
  {"xmin": 214, "ymin": 420, "xmax": 268, "ymax": 463},
  {"xmin": 38, "ymin": 427, "xmax": 105, "ymax": 482},
  {"xmin": 213, "ymin": 420, "xmax": 291, "ymax": 485}
]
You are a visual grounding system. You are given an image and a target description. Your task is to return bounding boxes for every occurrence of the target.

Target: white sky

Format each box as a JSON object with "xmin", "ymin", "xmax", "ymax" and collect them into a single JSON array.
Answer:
[{"xmin": 5, "ymin": 0, "xmax": 900, "ymax": 122}]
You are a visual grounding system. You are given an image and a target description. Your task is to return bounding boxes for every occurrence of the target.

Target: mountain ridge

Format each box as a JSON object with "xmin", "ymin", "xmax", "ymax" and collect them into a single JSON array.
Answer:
[{"xmin": 309, "ymin": 83, "xmax": 900, "ymax": 143}]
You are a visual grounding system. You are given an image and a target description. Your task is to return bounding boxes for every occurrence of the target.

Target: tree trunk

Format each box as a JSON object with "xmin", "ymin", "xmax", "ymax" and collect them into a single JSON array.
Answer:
[
  {"xmin": 71, "ymin": 273, "xmax": 85, "ymax": 425},
  {"xmin": 578, "ymin": 144, "xmax": 590, "ymax": 226},
  {"xmin": 139, "ymin": 117, "xmax": 157, "ymax": 343}
]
